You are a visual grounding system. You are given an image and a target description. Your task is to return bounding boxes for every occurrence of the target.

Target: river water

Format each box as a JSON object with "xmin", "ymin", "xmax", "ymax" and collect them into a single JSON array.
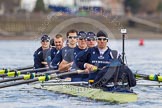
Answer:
[{"xmin": 0, "ymin": 40, "xmax": 162, "ymax": 108}]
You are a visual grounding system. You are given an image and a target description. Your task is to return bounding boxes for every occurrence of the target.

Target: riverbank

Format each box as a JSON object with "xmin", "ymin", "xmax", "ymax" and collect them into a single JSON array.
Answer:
[
  {"xmin": 0, "ymin": 15, "xmax": 162, "ymax": 40},
  {"xmin": 0, "ymin": 28, "xmax": 161, "ymax": 40}
]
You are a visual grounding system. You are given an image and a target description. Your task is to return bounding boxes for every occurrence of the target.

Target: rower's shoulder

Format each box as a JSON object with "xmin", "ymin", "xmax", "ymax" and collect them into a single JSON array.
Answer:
[
  {"xmin": 34, "ymin": 47, "xmax": 43, "ymax": 55},
  {"xmin": 110, "ymin": 49, "xmax": 120, "ymax": 59},
  {"xmin": 85, "ymin": 46, "xmax": 98, "ymax": 52},
  {"xmin": 61, "ymin": 46, "xmax": 73, "ymax": 52}
]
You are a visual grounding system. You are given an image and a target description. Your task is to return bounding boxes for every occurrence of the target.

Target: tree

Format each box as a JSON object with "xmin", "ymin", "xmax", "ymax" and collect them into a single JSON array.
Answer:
[
  {"xmin": 157, "ymin": 1, "xmax": 162, "ymax": 12},
  {"xmin": 34, "ymin": 0, "xmax": 45, "ymax": 13},
  {"xmin": 124, "ymin": 0, "xmax": 140, "ymax": 14}
]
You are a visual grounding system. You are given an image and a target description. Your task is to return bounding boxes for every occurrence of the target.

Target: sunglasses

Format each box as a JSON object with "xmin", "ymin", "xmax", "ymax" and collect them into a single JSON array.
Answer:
[
  {"xmin": 97, "ymin": 37, "xmax": 108, "ymax": 41},
  {"xmin": 42, "ymin": 40, "xmax": 49, "ymax": 42},
  {"xmin": 86, "ymin": 38, "xmax": 96, "ymax": 41},
  {"xmin": 68, "ymin": 36, "xmax": 78, "ymax": 39},
  {"xmin": 78, "ymin": 37, "xmax": 86, "ymax": 40}
]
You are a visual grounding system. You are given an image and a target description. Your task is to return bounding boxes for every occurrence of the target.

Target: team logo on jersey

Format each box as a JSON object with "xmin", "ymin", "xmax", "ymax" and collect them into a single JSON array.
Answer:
[
  {"xmin": 93, "ymin": 51, "xmax": 95, "ymax": 54},
  {"xmin": 98, "ymin": 54, "xmax": 104, "ymax": 59},
  {"xmin": 65, "ymin": 49, "xmax": 67, "ymax": 52},
  {"xmin": 74, "ymin": 52, "xmax": 76, "ymax": 56},
  {"xmin": 56, "ymin": 50, "xmax": 60, "ymax": 54},
  {"xmin": 38, "ymin": 51, "xmax": 41, "ymax": 55}
]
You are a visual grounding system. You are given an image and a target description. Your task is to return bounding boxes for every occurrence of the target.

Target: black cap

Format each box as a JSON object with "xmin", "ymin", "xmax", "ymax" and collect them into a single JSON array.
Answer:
[
  {"xmin": 78, "ymin": 31, "xmax": 87, "ymax": 38},
  {"xmin": 86, "ymin": 32, "xmax": 96, "ymax": 38},
  {"xmin": 41, "ymin": 35, "xmax": 50, "ymax": 41},
  {"xmin": 97, "ymin": 30, "xmax": 108, "ymax": 38}
]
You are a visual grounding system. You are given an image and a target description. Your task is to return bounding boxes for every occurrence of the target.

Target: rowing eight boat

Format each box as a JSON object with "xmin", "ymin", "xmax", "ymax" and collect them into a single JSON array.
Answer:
[{"xmin": 34, "ymin": 83, "xmax": 137, "ymax": 104}]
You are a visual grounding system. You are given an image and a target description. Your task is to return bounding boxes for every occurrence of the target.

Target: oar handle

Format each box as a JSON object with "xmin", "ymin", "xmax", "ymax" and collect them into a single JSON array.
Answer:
[{"xmin": 76, "ymin": 70, "xmax": 86, "ymax": 74}]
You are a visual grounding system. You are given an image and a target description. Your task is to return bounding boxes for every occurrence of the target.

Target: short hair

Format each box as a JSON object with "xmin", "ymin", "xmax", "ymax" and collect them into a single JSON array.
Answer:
[
  {"xmin": 55, "ymin": 34, "xmax": 63, "ymax": 39},
  {"xmin": 66, "ymin": 29, "xmax": 78, "ymax": 38}
]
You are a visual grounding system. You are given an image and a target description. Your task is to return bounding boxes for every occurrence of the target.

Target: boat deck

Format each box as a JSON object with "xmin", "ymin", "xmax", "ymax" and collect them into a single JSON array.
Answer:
[{"xmin": 34, "ymin": 84, "xmax": 138, "ymax": 104}]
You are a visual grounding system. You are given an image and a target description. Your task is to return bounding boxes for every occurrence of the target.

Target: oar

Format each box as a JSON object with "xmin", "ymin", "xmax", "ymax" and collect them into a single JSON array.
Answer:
[
  {"xmin": 12, "ymin": 65, "xmax": 33, "ymax": 71},
  {"xmin": 0, "ymin": 65, "xmax": 33, "ymax": 75},
  {"xmin": 45, "ymin": 79, "xmax": 71, "ymax": 83},
  {"xmin": 137, "ymin": 83, "xmax": 162, "ymax": 86},
  {"xmin": 0, "ymin": 70, "xmax": 59, "ymax": 83},
  {"xmin": 0, "ymin": 70, "xmax": 85, "ymax": 89},
  {"xmin": 0, "ymin": 67, "xmax": 49, "ymax": 77},
  {"xmin": 41, "ymin": 81, "xmax": 88, "ymax": 86},
  {"xmin": 135, "ymin": 73, "xmax": 162, "ymax": 82}
]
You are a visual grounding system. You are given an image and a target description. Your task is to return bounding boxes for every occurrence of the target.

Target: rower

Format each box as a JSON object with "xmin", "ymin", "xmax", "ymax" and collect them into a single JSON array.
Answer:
[
  {"xmin": 50, "ymin": 29, "xmax": 78, "ymax": 69},
  {"xmin": 58, "ymin": 31, "xmax": 88, "ymax": 81},
  {"xmin": 46, "ymin": 34, "xmax": 64, "ymax": 66},
  {"xmin": 86, "ymin": 32, "xmax": 97, "ymax": 48},
  {"xmin": 75, "ymin": 30, "xmax": 136, "ymax": 89},
  {"xmin": 58, "ymin": 31, "xmax": 87, "ymax": 72},
  {"xmin": 33, "ymin": 35, "xmax": 50, "ymax": 69}
]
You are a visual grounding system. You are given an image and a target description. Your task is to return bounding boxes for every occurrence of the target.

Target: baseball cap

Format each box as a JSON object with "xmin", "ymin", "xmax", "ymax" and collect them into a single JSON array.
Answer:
[
  {"xmin": 86, "ymin": 32, "xmax": 96, "ymax": 39},
  {"xmin": 41, "ymin": 35, "xmax": 50, "ymax": 41},
  {"xmin": 78, "ymin": 31, "xmax": 87, "ymax": 38},
  {"xmin": 97, "ymin": 30, "xmax": 108, "ymax": 38}
]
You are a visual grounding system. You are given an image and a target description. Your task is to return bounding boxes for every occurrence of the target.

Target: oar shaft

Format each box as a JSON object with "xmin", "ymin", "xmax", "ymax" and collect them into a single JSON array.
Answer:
[
  {"xmin": 0, "ymin": 67, "xmax": 49, "ymax": 77},
  {"xmin": 0, "ymin": 78, "xmax": 38, "ymax": 89},
  {"xmin": 20, "ymin": 67, "xmax": 49, "ymax": 74},
  {"xmin": 12, "ymin": 65, "xmax": 33, "ymax": 71},
  {"xmin": 0, "ymin": 70, "xmax": 59, "ymax": 83},
  {"xmin": 137, "ymin": 83, "xmax": 162, "ymax": 86},
  {"xmin": 55, "ymin": 70, "xmax": 85, "ymax": 78},
  {"xmin": 135, "ymin": 73, "xmax": 162, "ymax": 82},
  {"xmin": 41, "ymin": 82, "xmax": 88, "ymax": 86},
  {"xmin": 0, "ymin": 65, "xmax": 33, "ymax": 74},
  {"xmin": 0, "ymin": 70, "xmax": 85, "ymax": 89},
  {"xmin": 0, "ymin": 76, "xmax": 24, "ymax": 83}
]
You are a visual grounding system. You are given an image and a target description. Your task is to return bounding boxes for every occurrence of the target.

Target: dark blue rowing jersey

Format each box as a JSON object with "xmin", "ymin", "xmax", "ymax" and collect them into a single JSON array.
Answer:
[
  {"xmin": 33, "ymin": 47, "xmax": 44, "ymax": 69},
  {"xmin": 33, "ymin": 47, "xmax": 51, "ymax": 69},
  {"xmin": 63, "ymin": 46, "xmax": 87, "ymax": 82},
  {"xmin": 46, "ymin": 47, "xmax": 58, "ymax": 65},
  {"xmin": 64, "ymin": 46, "xmax": 86, "ymax": 63},
  {"xmin": 34, "ymin": 47, "xmax": 58, "ymax": 69},
  {"xmin": 51, "ymin": 46, "xmax": 74, "ymax": 69},
  {"xmin": 75, "ymin": 46, "xmax": 112, "ymax": 80}
]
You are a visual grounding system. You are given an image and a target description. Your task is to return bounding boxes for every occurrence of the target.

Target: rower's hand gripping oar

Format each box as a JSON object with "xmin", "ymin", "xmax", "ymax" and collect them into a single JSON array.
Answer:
[
  {"xmin": 0, "ymin": 65, "xmax": 33, "ymax": 75},
  {"xmin": 0, "ymin": 70, "xmax": 85, "ymax": 89},
  {"xmin": 0, "ymin": 67, "xmax": 49, "ymax": 77}
]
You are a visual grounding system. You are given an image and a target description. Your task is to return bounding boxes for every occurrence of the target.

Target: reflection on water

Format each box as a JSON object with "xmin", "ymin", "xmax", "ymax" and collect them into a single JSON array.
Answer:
[{"xmin": 0, "ymin": 40, "xmax": 162, "ymax": 108}]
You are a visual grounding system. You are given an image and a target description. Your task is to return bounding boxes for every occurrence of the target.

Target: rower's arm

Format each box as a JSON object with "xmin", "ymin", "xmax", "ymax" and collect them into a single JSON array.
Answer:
[
  {"xmin": 59, "ymin": 50, "xmax": 74, "ymax": 72},
  {"xmin": 33, "ymin": 51, "xmax": 43, "ymax": 69},
  {"xmin": 75, "ymin": 49, "xmax": 90, "ymax": 69},
  {"xmin": 50, "ymin": 50, "xmax": 62, "ymax": 69},
  {"xmin": 59, "ymin": 60, "xmax": 73, "ymax": 72}
]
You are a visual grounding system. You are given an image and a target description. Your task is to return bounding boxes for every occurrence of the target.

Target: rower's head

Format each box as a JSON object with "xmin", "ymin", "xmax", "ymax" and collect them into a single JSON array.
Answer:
[
  {"xmin": 66, "ymin": 29, "xmax": 78, "ymax": 47},
  {"xmin": 54, "ymin": 34, "xmax": 64, "ymax": 50},
  {"xmin": 86, "ymin": 32, "xmax": 96, "ymax": 48},
  {"xmin": 41, "ymin": 35, "xmax": 50, "ymax": 49},
  {"xmin": 96, "ymin": 30, "xmax": 108, "ymax": 49},
  {"xmin": 77, "ymin": 31, "xmax": 87, "ymax": 49}
]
